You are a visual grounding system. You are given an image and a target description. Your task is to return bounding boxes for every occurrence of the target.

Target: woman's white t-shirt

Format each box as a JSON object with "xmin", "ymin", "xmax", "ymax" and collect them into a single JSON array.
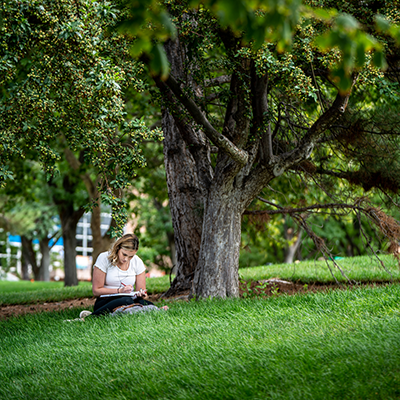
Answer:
[{"xmin": 94, "ymin": 251, "xmax": 146, "ymax": 290}]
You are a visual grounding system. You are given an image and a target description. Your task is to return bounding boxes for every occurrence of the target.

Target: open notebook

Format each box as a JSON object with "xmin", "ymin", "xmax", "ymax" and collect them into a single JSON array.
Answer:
[{"xmin": 100, "ymin": 290, "xmax": 141, "ymax": 298}]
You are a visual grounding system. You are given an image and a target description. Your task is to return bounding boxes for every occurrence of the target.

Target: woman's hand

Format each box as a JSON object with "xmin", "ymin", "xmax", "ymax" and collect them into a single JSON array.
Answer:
[
  {"xmin": 120, "ymin": 284, "xmax": 133, "ymax": 293},
  {"xmin": 138, "ymin": 288, "xmax": 148, "ymax": 298},
  {"xmin": 135, "ymin": 272, "xmax": 147, "ymax": 298}
]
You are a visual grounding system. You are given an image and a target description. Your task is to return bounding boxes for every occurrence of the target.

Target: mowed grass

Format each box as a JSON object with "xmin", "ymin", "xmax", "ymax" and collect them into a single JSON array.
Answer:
[
  {"xmin": 0, "ymin": 284, "xmax": 399, "ymax": 400},
  {"xmin": 0, "ymin": 281, "xmax": 93, "ymax": 306},
  {"xmin": 0, "ymin": 276, "xmax": 171, "ymax": 306},
  {"xmin": 240, "ymin": 254, "xmax": 400, "ymax": 283}
]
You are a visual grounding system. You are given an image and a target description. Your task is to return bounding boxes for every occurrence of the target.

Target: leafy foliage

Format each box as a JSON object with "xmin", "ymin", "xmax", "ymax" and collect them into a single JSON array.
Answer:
[{"xmin": 0, "ymin": 0, "xmax": 163, "ymax": 235}]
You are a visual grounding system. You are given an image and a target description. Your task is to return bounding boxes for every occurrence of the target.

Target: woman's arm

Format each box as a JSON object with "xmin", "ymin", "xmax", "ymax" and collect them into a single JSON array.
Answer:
[
  {"xmin": 135, "ymin": 271, "xmax": 148, "ymax": 298},
  {"xmin": 92, "ymin": 266, "xmax": 132, "ymax": 296}
]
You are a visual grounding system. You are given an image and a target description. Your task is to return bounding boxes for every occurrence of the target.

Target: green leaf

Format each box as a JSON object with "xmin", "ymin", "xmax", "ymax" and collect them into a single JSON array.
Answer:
[
  {"xmin": 335, "ymin": 14, "xmax": 359, "ymax": 31},
  {"xmin": 149, "ymin": 44, "xmax": 170, "ymax": 80},
  {"xmin": 311, "ymin": 7, "xmax": 337, "ymax": 21},
  {"xmin": 389, "ymin": 24, "xmax": 400, "ymax": 45},
  {"xmin": 372, "ymin": 50, "xmax": 387, "ymax": 70},
  {"xmin": 375, "ymin": 14, "xmax": 391, "ymax": 32},
  {"xmin": 355, "ymin": 42, "xmax": 366, "ymax": 68},
  {"xmin": 130, "ymin": 37, "xmax": 153, "ymax": 57},
  {"xmin": 160, "ymin": 11, "xmax": 177, "ymax": 38},
  {"xmin": 217, "ymin": 0, "xmax": 247, "ymax": 24}
]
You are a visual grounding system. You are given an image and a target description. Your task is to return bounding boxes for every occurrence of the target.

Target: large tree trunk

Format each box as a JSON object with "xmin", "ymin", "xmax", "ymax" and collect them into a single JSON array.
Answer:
[
  {"xmin": 160, "ymin": 38, "xmax": 212, "ymax": 296},
  {"xmin": 161, "ymin": 110, "xmax": 204, "ymax": 294},
  {"xmin": 150, "ymin": 12, "xmax": 356, "ymax": 299},
  {"xmin": 192, "ymin": 190, "xmax": 242, "ymax": 298}
]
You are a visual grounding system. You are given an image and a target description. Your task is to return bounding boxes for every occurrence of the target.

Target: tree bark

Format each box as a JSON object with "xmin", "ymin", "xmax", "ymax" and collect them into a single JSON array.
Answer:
[
  {"xmin": 60, "ymin": 211, "xmax": 82, "ymax": 286},
  {"xmin": 192, "ymin": 189, "xmax": 242, "ymax": 298},
  {"xmin": 50, "ymin": 174, "xmax": 85, "ymax": 287},
  {"xmin": 20, "ymin": 235, "xmax": 35, "ymax": 280},
  {"xmin": 39, "ymin": 238, "xmax": 51, "ymax": 281},
  {"xmin": 161, "ymin": 110, "xmax": 204, "ymax": 294},
  {"xmin": 159, "ymin": 38, "xmax": 213, "ymax": 296}
]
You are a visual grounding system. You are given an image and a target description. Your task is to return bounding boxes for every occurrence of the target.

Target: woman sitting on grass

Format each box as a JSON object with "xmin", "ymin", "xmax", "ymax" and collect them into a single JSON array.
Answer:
[{"xmin": 78, "ymin": 233, "xmax": 167, "ymax": 320}]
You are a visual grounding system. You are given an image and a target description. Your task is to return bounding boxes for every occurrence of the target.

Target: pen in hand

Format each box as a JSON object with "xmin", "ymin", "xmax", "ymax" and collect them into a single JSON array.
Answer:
[{"xmin": 120, "ymin": 283, "xmax": 133, "ymax": 293}]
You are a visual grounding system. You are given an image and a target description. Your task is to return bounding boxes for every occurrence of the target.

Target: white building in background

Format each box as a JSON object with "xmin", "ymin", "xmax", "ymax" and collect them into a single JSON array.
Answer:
[{"xmin": 1, "ymin": 212, "xmax": 113, "ymax": 281}]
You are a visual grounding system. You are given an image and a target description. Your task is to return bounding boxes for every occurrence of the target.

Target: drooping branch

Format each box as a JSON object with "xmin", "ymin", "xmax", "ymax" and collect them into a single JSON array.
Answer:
[
  {"xmin": 245, "ymin": 198, "xmax": 400, "ymax": 282},
  {"xmin": 163, "ymin": 73, "xmax": 249, "ymax": 166},
  {"xmin": 245, "ymin": 198, "xmax": 400, "ymax": 266},
  {"xmin": 243, "ymin": 201, "xmax": 367, "ymax": 216},
  {"xmin": 293, "ymin": 213, "xmax": 353, "ymax": 284},
  {"xmin": 356, "ymin": 209, "xmax": 394, "ymax": 279}
]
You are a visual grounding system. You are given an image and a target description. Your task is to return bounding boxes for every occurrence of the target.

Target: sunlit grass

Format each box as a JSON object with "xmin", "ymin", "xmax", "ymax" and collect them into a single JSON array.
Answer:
[
  {"xmin": 240, "ymin": 254, "xmax": 400, "ymax": 283},
  {"xmin": 0, "ymin": 282, "xmax": 93, "ymax": 306},
  {"xmin": 0, "ymin": 280, "xmax": 66, "ymax": 293}
]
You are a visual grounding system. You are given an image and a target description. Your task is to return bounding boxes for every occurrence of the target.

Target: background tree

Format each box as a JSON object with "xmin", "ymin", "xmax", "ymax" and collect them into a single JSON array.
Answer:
[
  {"xmin": 0, "ymin": 0, "xmax": 162, "ymax": 284},
  {"xmin": 0, "ymin": 158, "xmax": 60, "ymax": 281}
]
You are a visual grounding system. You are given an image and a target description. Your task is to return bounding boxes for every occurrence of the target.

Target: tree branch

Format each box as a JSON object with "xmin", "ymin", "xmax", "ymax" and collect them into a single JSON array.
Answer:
[
  {"xmin": 163, "ymin": 73, "xmax": 249, "ymax": 166},
  {"xmin": 250, "ymin": 61, "xmax": 272, "ymax": 161},
  {"xmin": 63, "ymin": 147, "xmax": 97, "ymax": 199},
  {"xmin": 243, "ymin": 201, "xmax": 366, "ymax": 216},
  {"xmin": 270, "ymin": 74, "xmax": 359, "ymax": 176},
  {"xmin": 203, "ymin": 75, "xmax": 231, "ymax": 87}
]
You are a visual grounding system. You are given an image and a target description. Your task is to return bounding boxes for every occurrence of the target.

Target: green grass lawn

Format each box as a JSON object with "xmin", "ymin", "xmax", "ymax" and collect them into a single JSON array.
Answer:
[
  {"xmin": 0, "ymin": 284, "xmax": 399, "ymax": 399},
  {"xmin": 240, "ymin": 254, "xmax": 400, "ymax": 283},
  {"xmin": 1, "ymin": 254, "xmax": 398, "ymax": 306},
  {"xmin": 0, "ymin": 281, "xmax": 93, "ymax": 306},
  {"xmin": 0, "ymin": 276, "xmax": 171, "ymax": 306}
]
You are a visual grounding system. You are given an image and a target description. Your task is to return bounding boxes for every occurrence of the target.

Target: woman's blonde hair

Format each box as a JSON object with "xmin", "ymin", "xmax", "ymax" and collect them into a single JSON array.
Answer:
[{"xmin": 107, "ymin": 233, "xmax": 139, "ymax": 265}]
